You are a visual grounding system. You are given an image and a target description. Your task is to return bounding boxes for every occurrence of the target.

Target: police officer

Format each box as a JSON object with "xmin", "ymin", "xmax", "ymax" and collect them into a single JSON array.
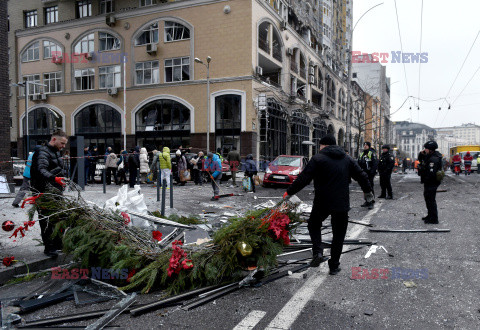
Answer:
[
  {"xmin": 419, "ymin": 141, "xmax": 443, "ymax": 224},
  {"xmin": 283, "ymin": 135, "xmax": 373, "ymax": 274},
  {"xmin": 378, "ymin": 145, "xmax": 395, "ymax": 199},
  {"xmin": 358, "ymin": 142, "xmax": 378, "ymax": 208}
]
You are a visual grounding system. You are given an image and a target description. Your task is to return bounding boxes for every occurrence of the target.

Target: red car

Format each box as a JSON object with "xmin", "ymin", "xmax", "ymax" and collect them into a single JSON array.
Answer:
[{"xmin": 263, "ymin": 155, "xmax": 308, "ymax": 186}]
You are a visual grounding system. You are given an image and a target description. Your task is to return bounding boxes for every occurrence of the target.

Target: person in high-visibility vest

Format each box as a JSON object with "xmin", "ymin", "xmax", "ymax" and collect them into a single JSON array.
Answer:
[
  {"xmin": 452, "ymin": 154, "xmax": 461, "ymax": 176},
  {"xmin": 477, "ymin": 155, "xmax": 480, "ymax": 174},
  {"xmin": 463, "ymin": 151, "xmax": 473, "ymax": 175}
]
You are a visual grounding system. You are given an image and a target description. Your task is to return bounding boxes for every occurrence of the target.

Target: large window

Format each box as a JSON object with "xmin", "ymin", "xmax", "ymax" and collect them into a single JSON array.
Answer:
[
  {"xmin": 215, "ymin": 94, "xmax": 241, "ymax": 153},
  {"xmin": 44, "ymin": 72, "xmax": 62, "ymax": 94},
  {"xmin": 45, "ymin": 6, "xmax": 58, "ymax": 24},
  {"xmin": 74, "ymin": 68, "xmax": 95, "ymax": 90},
  {"xmin": 164, "ymin": 57, "xmax": 190, "ymax": 82},
  {"xmin": 135, "ymin": 61, "xmax": 159, "ymax": 85},
  {"xmin": 99, "ymin": 65, "xmax": 121, "ymax": 89},
  {"xmin": 135, "ymin": 23, "xmax": 158, "ymax": 45},
  {"xmin": 291, "ymin": 111, "xmax": 310, "ymax": 157},
  {"xmin": 43, "ymin": 41, "xmax": 62, "ymax": 59},
  {"xmin": 23, "ymin": 107, "xmax": 63, "ymax": 151},
  {"xmin": 21, "ymin": 42, "xmax": 39, "ymax": 62},
  {"xmin": 75, "ymin": 104, "xmax": 121, "ymax": 134},
  {"xmin": 100, "ymin": 0, "xmax": 115, "ymax": 14},
  {"xmin": 260, "ymin": 98, "xmax": 287, "ymax": 160},
  {"xmin": 22, "ymin": 74, "xmax": 41, "ymax": 95},
  {"xmin": 76, "ymin": 0, "xmax": 92, "ymax": 18},
  {"xmin": 135, "ymin": 99, "xmax": 190, "ymax": 149},
  {"xmin": 25, "ymin": 10, "xmax": 37, "ymax": 28},
  {"xmin": 74, "ymin": 33, "xmax": 94, "ymax": 54},
  {"xmin": 99, "ymin": 32, "xmax": 120, "ymax": 51},
  {"xmin": 164, "ymin": 22, "xmax": 190, "ymax": 42}
]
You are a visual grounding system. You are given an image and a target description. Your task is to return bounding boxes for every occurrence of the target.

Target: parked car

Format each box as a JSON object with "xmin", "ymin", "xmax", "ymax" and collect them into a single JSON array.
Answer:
[{"xmin": 263, "ymin": 155, "xmax": 308, "ymax": 187}]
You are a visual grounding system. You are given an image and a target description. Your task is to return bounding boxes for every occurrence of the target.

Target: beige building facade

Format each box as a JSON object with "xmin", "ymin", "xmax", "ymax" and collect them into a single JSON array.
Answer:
[{"xmin": 10, "ymin": 0, "xmax": 358, "ymax": 161}]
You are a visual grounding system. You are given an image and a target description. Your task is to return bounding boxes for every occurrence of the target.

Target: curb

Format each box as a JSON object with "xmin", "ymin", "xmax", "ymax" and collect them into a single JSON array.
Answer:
[{"xmin": 0, "ymin": 253, "xmax": 73, "ymax": 285}]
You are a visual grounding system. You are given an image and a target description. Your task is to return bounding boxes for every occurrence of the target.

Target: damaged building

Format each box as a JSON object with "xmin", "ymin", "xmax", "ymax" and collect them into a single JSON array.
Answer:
[{"xmin": 9, "ymin": 0, "xmax": 361, "ymax": 160}]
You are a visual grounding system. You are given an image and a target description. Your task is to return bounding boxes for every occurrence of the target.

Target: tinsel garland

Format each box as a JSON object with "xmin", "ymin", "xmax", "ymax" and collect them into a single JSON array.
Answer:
[{"xmin": 27, "ymin": 184, "xmax": 300, "ymax": 294}]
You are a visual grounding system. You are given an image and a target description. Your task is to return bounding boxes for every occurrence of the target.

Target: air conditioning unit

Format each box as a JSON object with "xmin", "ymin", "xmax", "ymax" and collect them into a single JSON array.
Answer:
[
  {"xmin": 309, "ymin": 66, "xmax": 315, "ymax": 75},
  {"xmin": 309, "ymin": 76, "xmax": 315, "ymax": 84},
  {"xmin": 146, "ymin": 43, "xmax": 157, "ymax": 54},
  {"xmin": 280, "ymin": 20, "xmax": 287, "ymax": 31},
  {"xmin": 107, "ymin": 87, "xmax": 118, "ymax": 96},
  {"xmin": 106, "ymin": 15, "xmax": 116, "ymax": 26},
  {"xmin": 39, "ymin": 94, "xmax": 47, "ymax": 100},
  {"xmin": 29, "ymin": 94, "xmax": 38, "ymax": 101},
  {"xmin": 287, "ymin": 48, "xmax": 294, "ymax": 56},
  {"xmin": 85, "ymin": 52, "xmax": 94, "ymax": 60},
  {"xmin": 255, "ymin": 66, "xmax": 263, "ymax": 76},
  {"xmin": 52, "ymin": 55, "xmax": 63, "ymax": 64}
]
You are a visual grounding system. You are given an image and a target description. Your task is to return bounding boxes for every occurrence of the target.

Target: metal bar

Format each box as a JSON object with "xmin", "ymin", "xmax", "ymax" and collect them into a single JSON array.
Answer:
[
  {"xmin": 127, "ymin": 211, "xmax": 194, "ymax": 229},
  {"xmin": 182, "ymin": 285, "xmax": 241, "ymax": 311},
  {"xmin": 85, "ymin": 293, "xmax": 136, "ymax": 330},
  {"xmin": 348, "ymin": 220, "xmax": 374, "ymax": 227},
  {"xmin": 161, "ymin": 178, "xmax": 166, "ymax": 217},
  {"xmin": 370, "ymin": 228, "xmax": 450, "ymax": 233},
  {"xmin": 260, "ymin": 263, "xmax": 310, "ymax": 285},
  {"xmin": 18, "ymin": 291, "xmax": 73, "ymax": 314},
  {"xmin": 197, "ymin": 283, "xmax": 237, "ymax": 299},
  {"xmin": 129, "ymin": 285, "xmax": 221, "ymax": 317},
  {"xmin": 277, "ymin": 248, "xmax": 312, "ymax": 257}
]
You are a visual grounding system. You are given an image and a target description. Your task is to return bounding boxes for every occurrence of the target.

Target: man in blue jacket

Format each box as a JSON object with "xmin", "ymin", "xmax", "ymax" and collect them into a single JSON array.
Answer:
[{"xmin": 204, "ymin": 152, "xmax": 223, "ymax": 200}]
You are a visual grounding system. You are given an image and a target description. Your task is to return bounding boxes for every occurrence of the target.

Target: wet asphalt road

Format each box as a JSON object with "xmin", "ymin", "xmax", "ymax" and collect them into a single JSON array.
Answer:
[{"xmin": 1, "ymin": 171, "xmax": 479, "ymax": 329}]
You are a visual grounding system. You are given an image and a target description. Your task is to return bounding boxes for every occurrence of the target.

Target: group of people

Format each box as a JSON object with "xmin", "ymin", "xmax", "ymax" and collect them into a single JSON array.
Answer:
[
  {"xmin": 451, "ymin": 152, "xmax": 479, "ymax": 175},
  {"xmin": 283, "ymin": 135, "xmax": 444, "ymax": 276}
]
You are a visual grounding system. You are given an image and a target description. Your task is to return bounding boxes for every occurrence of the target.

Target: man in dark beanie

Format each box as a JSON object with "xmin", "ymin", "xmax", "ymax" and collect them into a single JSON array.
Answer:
[
  {"xmin": 283, "ymin": 135, "xmax": 373, "ymax": 274},
  {"xmin": 378, "ymin": 144, "xmax": 395, "ymax": 199},
  {"xmin": 419, "ymin": 140, "xmax": 443, "ymax": 224}
]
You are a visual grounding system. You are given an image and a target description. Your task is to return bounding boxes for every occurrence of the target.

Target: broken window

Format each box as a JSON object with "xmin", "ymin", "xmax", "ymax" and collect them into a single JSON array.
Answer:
[
  {"xmin": 74, "ymin": 33, "xmax": 94, "ymax": 54},
  {"xmin": 164, "ymin": 57, "xmax": 190, "ymax": 82},
  {"xmin": 99, "ymin": 33, "xmax": 121, "ymax": 51},
  {"xmin": 136, "ymin": 23, "xmax": 159, "ymax": 45},
  {"xmin": 135, "ymin": 99, "xmax": 190, "ymax": 132},
  {"xmin": 259, "ymin": 22, "xmax": 270, "ymax": 53},
  {"xmin": 313, "ymin": 118, "xmax": 327, "ymax": 155},
  {"xmin": 164, "ymin": 21, "xmax": 190, "ymax": 42},
  {"xmin": 74, "ymin": 68, "xmax": 95, "ymax": 91},
  {"xmin": 75, "ymin": 104, "xmax": 121, "ymax": 135},
  {"xmin": 24, "ymin": 107, "xmax": 62, "ymax": 139},
  {"xmin": 291, "ymin": 111, "xmax": 310, "ymax": 157},
  {"xmin": 260, "ymin": 98, "xmax": 287, "ymax": 161},
  {"xmin": 135, "ymin": 61, "xmax": 159, "ymax": 85}
]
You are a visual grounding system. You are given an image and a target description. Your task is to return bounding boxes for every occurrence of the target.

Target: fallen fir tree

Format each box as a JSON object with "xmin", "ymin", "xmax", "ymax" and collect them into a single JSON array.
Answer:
[{"xmin": 23, "ymin": 184, "xmax": 301, "ymax": 295}]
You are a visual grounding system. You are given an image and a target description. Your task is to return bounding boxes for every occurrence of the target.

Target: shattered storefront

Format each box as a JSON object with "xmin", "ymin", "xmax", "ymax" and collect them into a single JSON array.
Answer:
[
  {"xmin": 290, "ymin": 110, "xmax": 310, "ymax": 158},
  {"xmin": 313, "ymin": 118, "xmax": 328, "ymax": 155},
  {"xmin": 260, "ymin": 98, "xmax": 287, "ymax": 161}
]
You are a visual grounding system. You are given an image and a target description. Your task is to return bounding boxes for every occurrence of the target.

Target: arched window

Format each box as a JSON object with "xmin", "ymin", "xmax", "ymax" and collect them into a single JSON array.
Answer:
[
  {"xmin": 164, "ymin": 21, "xmax": 190, "ymax": 41},
  {"xmin": 135, "ymin": 99, "xmax": 191, "ymax": 149},
  {"xmin": 261, "ymin": 98, "xmax": 287, "ymax": 161},
  {"xmin": 75, "ymin": 104, "xmax": 122, "ymax": 153},
  {"xmin": 22, "ymin": 42, "xmax": 40, "ymax": 62},
  {"xmin": 99, "ymin": 32, "xmax": 120, "ymax": 51},
  {"xmin": 136, "ymin": 23, "xmax": 159, "ymax": 45},
  {"xmin": 258, "ymin": 21, "xmax": 283, "ymax": 62},
  {"xmin": 74, "ymin": 33, "xmax": 94, "ymax": 54},
  {"xmin": 215, "ymin": 94, "xmax": 241, "ymax": 153},
  {"xmin": 313, "ymin": 118, "xmax": 327, "ymax": 155},
  {"xmin": 291, "ymin": 110, "xmax": 310, "ymax": 157},
  {"xmin": 43, "ymin": 40, "xmax": 62, "ymax": 59},
  {"xmin": 22, "ymin": 107, "xmax": 63, "ymax": 152},
  {"xmin": 258, "ymin": 22, "xmax": 270, "ymax": 53}
]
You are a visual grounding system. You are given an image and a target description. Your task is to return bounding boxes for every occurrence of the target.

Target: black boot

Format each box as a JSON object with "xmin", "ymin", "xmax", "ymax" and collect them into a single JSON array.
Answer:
[{"xmin": 310, "ymin": 254, "xmax": 329, "ymax": 267}]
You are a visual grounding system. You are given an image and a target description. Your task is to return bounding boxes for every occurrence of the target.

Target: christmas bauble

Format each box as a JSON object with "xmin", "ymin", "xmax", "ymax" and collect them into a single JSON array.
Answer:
[
  {"xmin": 2, "ymin": 221, "xmax": 15, "ymax": 232},
  {"xmin": 237, "ymin": 241, "xmax": 253, "ymax": 257}
]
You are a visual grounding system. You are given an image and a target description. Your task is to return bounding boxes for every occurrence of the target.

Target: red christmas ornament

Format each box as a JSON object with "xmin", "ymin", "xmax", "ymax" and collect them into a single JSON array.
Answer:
[{"xmin": 2, "ymin": 221, "xmax": 15, "ymax": 232}]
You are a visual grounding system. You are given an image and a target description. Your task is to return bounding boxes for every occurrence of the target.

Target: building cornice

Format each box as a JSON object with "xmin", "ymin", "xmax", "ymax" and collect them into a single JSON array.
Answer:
[{"xmin": 16, "ymin": 0, "xmax": 227, "ymax": 38}]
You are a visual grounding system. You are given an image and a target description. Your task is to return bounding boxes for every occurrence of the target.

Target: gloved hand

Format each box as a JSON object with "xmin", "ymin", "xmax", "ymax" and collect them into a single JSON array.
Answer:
[
  {"xmin": 283, "ymin": 192, "xmax": 289, "ymax": 199},
  {"xmin": 54, "ymin": 177, "xmax": 67, "ymax": 187},
  {"xmin": 364, "ymin": 192, "xmax": 374, "ymax": 203}
]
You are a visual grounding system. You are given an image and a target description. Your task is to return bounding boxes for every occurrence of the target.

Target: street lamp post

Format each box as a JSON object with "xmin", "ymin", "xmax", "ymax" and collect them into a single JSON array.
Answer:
[
  {"xmin": 346, "ymin": 2, "xmax": 384, "ymax": 154},
  {"xmin": 195, "ymin": 56, "xmax": 212, "ymax": 153}
]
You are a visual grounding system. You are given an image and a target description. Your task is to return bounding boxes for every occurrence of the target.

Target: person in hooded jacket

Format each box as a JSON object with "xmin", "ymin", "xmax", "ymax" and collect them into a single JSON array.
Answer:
[
  {"xmin": 159, "ymin": 147, "xmax": 172, "ymax": 188},
  {"xmin": 204, "ymin": 152, "xmax": 223, "ymax": 199},
  {"xmin": 139, "ymin": 147, "xmax": 149, "ymax": 183},
  {"xmin": 463, "ymin": 151, "xmax": 473, "ymax": 175},
  {"xmin": 284, "ymin": 135, "xmax": 373, "ymax": 275},
  {"xmin": 452, "ymin": 153, "xmax": 461, "ymax": 175},
  {"xmin": 244, "ymin": 154, "xmax": 258, "ymax": 193},
  {"xmin": 175, "ymin": 149, "xmax": 187, "ymax": 186},
  {"xmin": 419, "ymin": 141, "xmax": 443, "ymax": 224}
]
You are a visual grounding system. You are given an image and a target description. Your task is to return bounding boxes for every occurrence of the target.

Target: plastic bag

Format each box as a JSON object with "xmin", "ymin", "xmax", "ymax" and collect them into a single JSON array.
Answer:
[
  {"xmin": 146, "ymin": 172, "xmax": 154, "ymax": 183},
  {"xmin": 242, "ymin": 177, "xmax": 252, "ymax": 192},
  {"xmin": 180, "ymin": 170, "xmax": 191, "ymax": 182}
]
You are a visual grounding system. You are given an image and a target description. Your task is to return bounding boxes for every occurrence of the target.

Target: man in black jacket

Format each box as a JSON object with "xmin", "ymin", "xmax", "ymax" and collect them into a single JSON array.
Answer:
[
  {"xmin": 419, "ymin": 141, "xmax": 443, "ymax": 224},
  {"xmin": 30, "ymin": 130, "xmax": 68, "ymax": 258},
  {"xmin": 358, "ymin": 142, "xmax": 378, "ymax": 208},
  {"xmin": 378, "ymin": 145, "xmax": 395, "ymax": 199},
  {"xmin": 283, "ymin": 135, "xmax": 373, "ymax": 275}
]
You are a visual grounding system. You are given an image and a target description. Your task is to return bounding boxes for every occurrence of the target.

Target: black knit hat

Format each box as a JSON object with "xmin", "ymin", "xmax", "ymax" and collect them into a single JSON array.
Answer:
[
  {"xmin": 424, "ymin": 141, "xmax": 438, "ymax": 150},
  {"xmin": 381, "ymin": 144, "xmax": 390, "ymax": 150},
  {"xmin": 319, "ymin": 135, "xmax": 336, "ymax": 146},
  {"xmin": 364, "ymin": 142, "xmax": 371, "ymax": 148}
]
